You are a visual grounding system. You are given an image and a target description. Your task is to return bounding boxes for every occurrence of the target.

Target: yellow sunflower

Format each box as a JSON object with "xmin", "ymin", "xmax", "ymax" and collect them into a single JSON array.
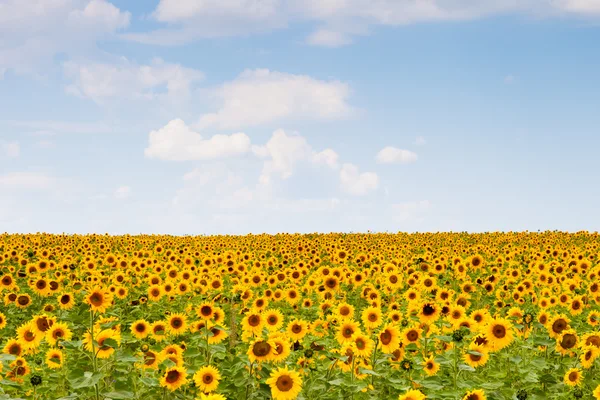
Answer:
[
  {"xmin": 398, "ymin": 389, "xmax": 426, "ymax": 400},
  {"xmin": 463, "ymin": 389, "xmax": 486, "ymax": 400},
  {"xmin": 378, "ymin": 324, "xmax": 401, "ymax": 354},
  {"xmin": 45, "ymin": 349, "xmax": 63, "ymax": 369},
  {"xmin": 266, "ymin": 366, "xmax": 303, "ymax": 400},
  {"xmin": 130, "ymin": 319, "xmax": 151, "ymax": 340},
  {"xmin": 193, "ymin": 365, "xmax": 221, "ymax": 393},
  {"xmin": 485, "ymin": 318, "xmax": 514, "ymax": 351},
  {"xmin": 160, "ymin": 366, "xmax": 188, "ymax": 391},
  {"xmin": 563, "ymin": 368, "xmax": 582, "ymax": 386},
  {"xmin": 422, "ymin": 355, "xmax": 440, "ymax": 376}
]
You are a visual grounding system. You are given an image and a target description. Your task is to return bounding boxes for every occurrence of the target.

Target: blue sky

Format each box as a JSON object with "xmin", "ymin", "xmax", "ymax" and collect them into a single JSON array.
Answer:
[{"xmin": 1, "ymin": 0, "xmax": 599, "ymax": 234}]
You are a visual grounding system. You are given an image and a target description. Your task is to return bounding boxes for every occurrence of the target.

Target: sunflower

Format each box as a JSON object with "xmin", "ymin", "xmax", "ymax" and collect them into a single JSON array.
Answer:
[
  {"xmin": 287, "ymin": 319, "xmax": 308, "ymax": 341},
  {"xmin": 485, "ymin": 318, "xmax": 514, "ymax": 351},
  {"xmin": 563, "ymin": 368, "xmax": 582, "ymax": 386},
  {"xmin": 167, "ymin": 313, "xmax": 188, "ymax": 336},
  {"xmin": 193, "ymin": 365, "xmax": 221, "ymax": 393},
  {"xmin": 580, "ymin": 346, "xmax": 600, "ymax": 369},
  {"xmin": 547, "ymin": 314, "xmax": 570, "ymax": 338},
  {"xmin": 378, "ymin": 324, "xmax": 401, "ymax": 353},
  {"xmin": 463, "ymin": 344, "xmax": 489, "ymax": 368},
  {"xmin": 57, "ymin": 292, "xmax": 75, "ymax": 310},
  {"xmin": 398, "ymin": 389, "xmax": 426, "ymax": 400},
  {"xmin": 270, "ymin": 334, "xmax": 291, "ymax": 363},
  {"xmin": 266, "ymin": 366, "xmax": 303, "ymax": 400},
  {"xmin": 422, "ymin": 355, "xmax": 440, "ymax": 376},
  {"xmin": 248, "ymin": 339, "xmax": 276, "ymax": 363},
  {"xmin": 197, "ymin": 302, "xmax": 215, "ymax": 320},
  {"xmin": 594, "ymin": 384, "xmax": 600, "ymax": 400},
  {"xmin": 3, "ymin": 339, "xmax": 24, "ymax": 357},
  {"xmin": 85, "ymin": 288, "xmax": 113, "ymax": 314},
  {"xmin": 130, "ymin": 319, "xmax": 151, "ymax": 340},
  {"xmin": 265, "ymin": 309, "xmax": 284, "ymax": 331},
  {"xmin": 15, "ymin": 294, "xmax": 32, "ymax": 309},
  {"xmin": 160, "ymin": 366, "xmax": 188, "ymax": 391},
  {"xmin": 588, "ymin": 311, "xmax": 600, "ymax": 327},
  {"xmin": 242, "ymin": 311, "xmax": 264, "ymax": 336},
  {"xmin": 84, "ymin": 328, "xmax": 121, "ymax": 359},
  {"xmin": 418, "ymin": 302, "xmax": 440, "ymax": 324},
  {"xmin": 0, "ymin": 312, "xmax": 6, "ymax": 330},
  {"xmin": 45, "ymin": 349, "xmax": 63, "ymax": 369},
  {"xmin": 46, "ymin": 322, "xmax": 73, "ymax": 346},
  {"xmin": 555, "ymin": 329, "xmax": 578, "ymax": 355},
  {"xmin": 140, "ymin": 350, "xmax": 160, "ymax": 370},
  {"xmin": 197, "ymin": 394, "xmax": 227, "ymax": 400},
  {"xmin": 337, "ymin": 320, "xmax": 361, "ymax": 344},
  {"xmin": 361, "ymin": 306, "xmax": 383, "ymax": 330},
  {"xmin": 352, "ymin": 333, "xmax": 374, "ymax": 358},
  {"xmin": 402, "ymin": 326, "xmax": 423, "ymax": 347},
  {"xmin": 336, "ymin": 303, "xmax": 355, "ymax": 320},
  {"xmin": 151, "ymin": 321, "xmax": 168, "ymax": 342},
  {"xmin": 16, "ymin": 322, "xmax": 43, "ymax": 351},
  {"xmin": 463, "ymin": 389, "xmax": 486, "ymax": 400}
]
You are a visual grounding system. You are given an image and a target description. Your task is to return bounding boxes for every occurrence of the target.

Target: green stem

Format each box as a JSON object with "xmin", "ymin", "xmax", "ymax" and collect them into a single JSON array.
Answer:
[
  {"xmin": 90, "ymin": 310, "xmax": 100, "ymax": 400},
  {"xmin": 244, "ymin": 362, "xmax": 254, "ymax": 400},
  {"xmin": 370, "ymin": 338, "xmax": 379, "ymax": 386}
]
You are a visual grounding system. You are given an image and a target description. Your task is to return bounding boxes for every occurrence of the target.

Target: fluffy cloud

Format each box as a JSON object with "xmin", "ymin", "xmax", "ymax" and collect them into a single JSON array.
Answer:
[
  {"xmin": 145, "ymin": 119, "xmax": 251, "ymax": 161},
  {"xmin": 196, "ymin": 69, "xmax": 352, "ymax": 130},
  {"xmin": 252, "ymin": 130, "xmax": 339, "ymax": 185},
  {"xmin": 339, "ymin": 163, "xmax": 378, "ymax": 195},
  {"xmin": 0, "ymin": 141, "xmax": 20, "ymax": 158},
  {"xmin": 64, "ymin": 58, "xmax": 204, "ymax": 104},
  {"xmin": 0, "ymin": 0, "xmax": 130, "ymax": 75},
  {"xmin": 376, "ymin": 146, "xmax": 418, "ymax": 164}
]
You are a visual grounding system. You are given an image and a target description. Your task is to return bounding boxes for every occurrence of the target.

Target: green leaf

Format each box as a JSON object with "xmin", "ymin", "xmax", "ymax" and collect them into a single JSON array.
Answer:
[
  {"xmin": 69, "ymin": 371, "xmax": 104, "ymax": 389},
  {"xmin": 458, "ymin": 364, "xmax": 476, "ymax": 372},
  {"xmin": 103, "ymin": 391, "xmax": 135, "ymax": 399},
  {"xmin": 328, "ymin": 378, "xmax": 344, "ymax": 386},
  {"xmin": 357, "ymin": 368, "xmax": 380, "ymax": 376},
  {"xmin": 102, "ymin": 338, "xmax": 119, "ymax": 348}
]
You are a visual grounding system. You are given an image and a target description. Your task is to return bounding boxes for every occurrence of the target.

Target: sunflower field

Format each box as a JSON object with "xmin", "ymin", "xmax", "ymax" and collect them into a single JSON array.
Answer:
[{"xmin": 0, "ymin": 232, "xmax": 599, "ymax": 400}]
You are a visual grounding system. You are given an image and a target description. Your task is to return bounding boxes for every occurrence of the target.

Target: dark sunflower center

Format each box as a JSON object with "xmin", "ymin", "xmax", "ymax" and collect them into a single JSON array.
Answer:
[
  {"xmin": 380, "ymin": 330, "xmax": 392, "ymax": 345},
  {"xmin": 166, "ymin": 370, "xmax": 180, "ymax": 383},
  {"xmin": 248, "ymin": 315, "xmax": 260, "ymax": 327},
  {"xmin": 423, "ymin": 305, "xmax": 435, "ymax": 316},
  {"xmin": 252, "ymin": 341, "xmax": 271, "ymax": 357},
  {"xmin": 200, "ymin": 306, "xmax": 212, "ymax": 316},
  {"xmin": 492, "ymin": 324, "xmax": 506, "ymax": 338},
  {"xmin": 276, "ymin": 375, "xmax": 293, "ymax": 392}
]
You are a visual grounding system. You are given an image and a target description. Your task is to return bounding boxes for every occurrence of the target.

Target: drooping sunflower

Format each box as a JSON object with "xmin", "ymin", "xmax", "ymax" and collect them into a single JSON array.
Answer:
[
  {"xmin": 398, "ymin": 389, "xmax": 426, "ymax": 400},
  {"xmin": 160, "ymin": 366, "xmax": 188, "ymax": 391},
  {"xmin": 266, "ymin": 366, "xmax": 303, "ymax": 400},
  {"xmin": 485, "ymin": 318, "xmax": 514, "ymax": 351},
  {"xmin": 378, "ymin": 324, "xmax": 401, "ymax": 353},
  {"xmin": 563, "ymin": 368, "xmax": 582, "ymax": 386},
  {"xmin": 463, "ymin": 389, "xmax": 486, "ymax": 400},
  {"xmin": 193, "ymin": 365, "xmax": 221, "ymax": 393},
  {"xmin": 140, "ymin": 350, "xmax": 160, "ymax": 370},
  {"xmin": 167, "ymin": 313, "xmax": 188, "ymax": 336},
  {"xmin": 130, "ymin": 319, "xmax": 151, "ymax": 340},
  {"xmin": 45, "ymin": 348, "xmax": 63, "ymax": 369},
  {"xmin": 422, "ymin": 355, "xmax": 440, "ymax": 376}
]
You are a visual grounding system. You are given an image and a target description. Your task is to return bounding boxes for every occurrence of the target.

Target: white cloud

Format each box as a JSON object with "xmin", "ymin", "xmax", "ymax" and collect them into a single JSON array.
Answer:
[
  {"xmin": 392, "ymin": 200, "xmax": 431, "ymax": 222},
  {"xmin": 414, "ymin": 136, "xmax": 426, "ymax": 146},
  {"xmin": 0, "ymin": 172, "xmax": 54, "ymax": 190},
  {"xmin": 339, "ymin": 163, "xmax": 378, "ymax": 195},
  {"xmin": 5, "ymin": 120, "xmax": 118, "ymax": 135},
  {"xmin": 376, "ymin": 146, "xmax": 418, "ymax": 164},
  {"xmin": 0, "ymin": 0, "xmax": 130, "ymax": 75},
  {"xmin": 145, "ymin": 119, "xmax": 251, "ymax": 161},
  {"xmin": 128, "ymin": 0, "xmax": 600, "ymax": 47},
  {"xmin": 64, "ymin": 58, "xmax": 204, "ymax": 104},
  {"xmin": 252, "ymin": 129, "xmax": 339, "ymax": 185},
  {"xmin": 196, "ymin": 69, "xmax": 352, "ymax": 130},
  {"xmin": 312, "ymin": 148, "xmax": 340, "ymax": 169},
  {"xmin": 0, "ymin": 141, "xmax": 20, "ymax": 158},
  {"xmin": 306, "ymin": 29, "xmax": 352, "ymax": 47},
  {"xmin": 114, "ymin": 185, "xmax": 131, "ymax": 199}
]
